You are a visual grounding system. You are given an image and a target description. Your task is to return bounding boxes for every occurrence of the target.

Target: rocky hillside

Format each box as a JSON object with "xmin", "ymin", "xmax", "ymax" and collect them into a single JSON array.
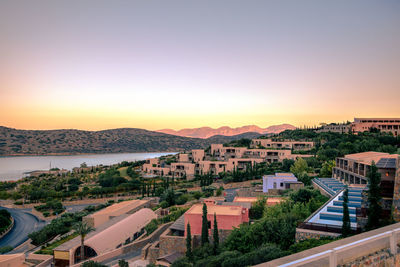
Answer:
[
  {"xmin": 0, "ymin": 126, "xmax": 262, "ymax": 156},
  {"xmin": 157, "ymin": 124, "xmax": 296, "ymax": 138}
]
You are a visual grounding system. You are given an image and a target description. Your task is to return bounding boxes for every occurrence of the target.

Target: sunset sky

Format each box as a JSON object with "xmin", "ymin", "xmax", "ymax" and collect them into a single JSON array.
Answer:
[{"xmin": 1, "ymin": 0, "xmax": 399, "ymax": 131}]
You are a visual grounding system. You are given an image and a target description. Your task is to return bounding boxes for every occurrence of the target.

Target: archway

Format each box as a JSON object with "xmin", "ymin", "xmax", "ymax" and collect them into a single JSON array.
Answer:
[{"xmin": 74, "ymin": 245, "xmax": 98, "ymax": 263}]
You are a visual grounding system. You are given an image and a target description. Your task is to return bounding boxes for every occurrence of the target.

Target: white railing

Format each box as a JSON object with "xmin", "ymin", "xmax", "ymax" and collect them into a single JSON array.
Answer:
[{"xmin": 279, "ymin": 228, "xmax": 400, "ymax": 267}]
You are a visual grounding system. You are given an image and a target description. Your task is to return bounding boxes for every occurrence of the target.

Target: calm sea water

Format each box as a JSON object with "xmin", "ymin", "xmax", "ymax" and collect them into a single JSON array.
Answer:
[{"xmin": 0, "ymin": 152, "xmax": 174, "ymax": 181}]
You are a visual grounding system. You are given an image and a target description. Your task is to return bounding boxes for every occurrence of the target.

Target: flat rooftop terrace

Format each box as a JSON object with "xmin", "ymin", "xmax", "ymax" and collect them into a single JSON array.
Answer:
[
  {"xmin": 187, "ymin": 204, "xmax": 243, "ymax": 216},
  {"xmin": 89, "ymin": 199, "xmax": 148, "ymax": 216},
  {"xmin": 344, "ymin": 152, "xmax": 397, "ymax": 164}
]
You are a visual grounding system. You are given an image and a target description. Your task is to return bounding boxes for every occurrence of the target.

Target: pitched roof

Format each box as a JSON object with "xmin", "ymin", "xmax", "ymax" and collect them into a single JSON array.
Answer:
[
  {"xmin": 170, "ymin": 215, "xmax": 185, "ymax": 232},
  {"xmin": 56, "ymin": 208, "xmax": 156, "ymax": 254}
]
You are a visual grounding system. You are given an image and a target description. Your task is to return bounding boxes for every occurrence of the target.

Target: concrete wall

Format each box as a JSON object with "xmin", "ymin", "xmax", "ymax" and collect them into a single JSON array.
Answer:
[
  {"xmin": 184, "ymin": 211, "xmax": 248, "ymax": 236},
  {"xmin": 0, "ymin": 254, "xmax": 25, "ymax": 267}
]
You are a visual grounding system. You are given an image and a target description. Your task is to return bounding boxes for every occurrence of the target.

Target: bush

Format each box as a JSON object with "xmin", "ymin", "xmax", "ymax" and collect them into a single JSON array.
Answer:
[
  {"xmin": 160, "ymin": 201, "xmax": 169, "ymax": 209},
  {"xmin": 249, "ymin": 198, "xmax": 266, "ymax": 220},
  {"xmin": 192, "ymin": 191, "xmax": 203, "ymax": 200},
  {"xmin": 14, "ymin": 201, "xmax": 23, "ymax": 205},
  {"xmin": 0, "ymin": 209, "xmax": 11, "ymax": 232},
  {"xmin": 118, "ymin": 259, "xmax": 129, "ymax": 267},
  {"xmin": 0, "ymin": 246, "xmax": 13, "ymax": 254},
  {"xmin": 176, "ymin": 194, "xmax": 189, "ymax": 205},
  {"xmin": 145, "ymin": 219, "xmax": 159, "ymax": 235},
  {"xmin": 29, "ymin": 211, "xmax": 88, "ymax": 245},
  {"xmin": 288, "ymin": 237, "xmax": 335, "ymax": 254},
  {"xmin": 216, "ymin": 186, "xmax": 224, "ymax": 196},
  {"xmin": 290, "ymin": 188, "xmax": 318, "ymax": 203},
  {"xmin": 221, "ymin": 243, "xmax": 288, "ymax": 267}
]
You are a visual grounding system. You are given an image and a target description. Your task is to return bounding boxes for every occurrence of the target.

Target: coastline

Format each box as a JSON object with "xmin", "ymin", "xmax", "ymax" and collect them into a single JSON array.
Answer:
[{"xmin": 0, "ymin": 151, "xmax": 179, "ymax": 158}]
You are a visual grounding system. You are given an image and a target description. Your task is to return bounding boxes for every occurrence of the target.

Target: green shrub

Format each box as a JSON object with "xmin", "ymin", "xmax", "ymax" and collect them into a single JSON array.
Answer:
[
  {"xmin": 145, "ymin": 219, "xmax": 159, "ymax": 235},
  {"xmin": 176, "ymin": 194, "xmax": 189, "ymax": 205},
  {"xmin": 0, "ymin": 246, "xmax": 13, "ymax": 254},
  {"xmin": 160, "ymin": 201, "xmax": 169, "ymax": 209},
  {"xmin": 288, "ymin": 237, "xmax": 336, "ymax": 254}
]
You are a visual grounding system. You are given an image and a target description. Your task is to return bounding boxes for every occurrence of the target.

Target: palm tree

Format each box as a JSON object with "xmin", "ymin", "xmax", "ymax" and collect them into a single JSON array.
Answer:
[{"xmin": 74, "ymin": 221, "xmax": 94, "ymax": 262}]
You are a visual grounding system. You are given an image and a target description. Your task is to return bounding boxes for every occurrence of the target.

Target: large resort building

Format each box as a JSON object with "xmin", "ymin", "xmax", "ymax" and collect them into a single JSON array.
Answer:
[
  {"xmin": 142, "ymin": 138, "xmax": 314, "ymax": 180},
  {"xmin": 299, "ymin": 151, "xmax": 400, "ymax": 240},
  {"xmin": 54, "ymin": 200, "xmax": 156, "ymax": 267},
  {"xmin": 333, "ymin": 152, "xmax": 399, "ymax": 194},
  {"xmin": 352, "ymin": 118, "xmax": 400, "ymax": 136},
  {"xmin": 313, "ymin": 118, "xmax": 400, "ymax": 136},
  {"xmin": 250, "ymin": 138, "xmax": 314, "ymax": 150}
]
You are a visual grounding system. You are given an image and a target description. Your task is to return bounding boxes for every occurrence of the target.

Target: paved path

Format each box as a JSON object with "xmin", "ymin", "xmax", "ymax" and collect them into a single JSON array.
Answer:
[
  {"xmin": 65, "ymin": 203, "xmax": 101, "ymax": 213},
  {"xmin": 0, "ymin": 207, "xmax": 46, "ymax": 248}
]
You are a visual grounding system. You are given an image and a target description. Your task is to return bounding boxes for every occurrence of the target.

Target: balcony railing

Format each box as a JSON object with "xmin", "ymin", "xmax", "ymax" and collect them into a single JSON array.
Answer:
[{"xmin": 277, "ymin": 226, "xmax": 400, "ymax": 267}]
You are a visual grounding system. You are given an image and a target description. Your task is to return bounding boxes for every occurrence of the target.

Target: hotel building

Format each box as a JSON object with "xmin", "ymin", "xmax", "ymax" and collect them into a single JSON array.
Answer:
[{"xmin": 352, "ymin": 118, "xmax": 400, "ymax": 136}]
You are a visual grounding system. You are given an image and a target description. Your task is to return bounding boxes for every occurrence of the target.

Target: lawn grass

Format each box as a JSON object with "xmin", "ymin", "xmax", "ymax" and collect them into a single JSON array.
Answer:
[{"xmin": 118, "ymin": 167, "xmax": 128, "ymax": 178}]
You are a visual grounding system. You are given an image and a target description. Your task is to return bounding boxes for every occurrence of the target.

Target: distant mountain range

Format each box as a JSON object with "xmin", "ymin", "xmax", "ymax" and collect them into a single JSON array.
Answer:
[
  {"xmin": 0, "ymin": 126, "xmax": 263, "ymax": 156},
  {"xmin": 157, "ymin": 124, "xmax": 296, "ymax": 139}
]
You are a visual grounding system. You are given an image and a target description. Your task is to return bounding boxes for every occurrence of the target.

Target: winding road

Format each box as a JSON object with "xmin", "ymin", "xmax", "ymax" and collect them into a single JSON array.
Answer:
[{"xmin": 0, "ymin": 207, "xmax": 46, "ymax": 249}]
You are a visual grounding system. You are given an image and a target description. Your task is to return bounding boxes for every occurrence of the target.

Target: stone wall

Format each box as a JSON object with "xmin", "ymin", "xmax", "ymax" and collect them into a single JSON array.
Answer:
[
  {"xmin": 159, "ymin": 229, "xmax": 187, "ymax": 257},
  {"xmin": 339, "ymin": 247, "xmax": 400, "ymax": 267},
  {"xmin": 154, "ymin": 228, "xmax": 232, "ymax": 263},
  {"xmin": 145, "ymin": 242, "xmax": 162, "ymax": 264},
  {"xmin": 295, "ymin": 228, "xmax": 340, "ymax": 242},
  {"xmin": 236, "ymin": 187, "xmax": 265, "ymax": 197}
]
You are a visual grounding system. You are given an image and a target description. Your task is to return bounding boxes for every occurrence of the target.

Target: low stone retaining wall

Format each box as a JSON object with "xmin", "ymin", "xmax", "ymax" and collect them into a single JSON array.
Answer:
[
  {"xmin": 0, "ymin": 216, "xmax": 14, "ymax": 239},
  {"xmin": 295, "ymin": 228, "xmax": 341, "ymax": 241}
]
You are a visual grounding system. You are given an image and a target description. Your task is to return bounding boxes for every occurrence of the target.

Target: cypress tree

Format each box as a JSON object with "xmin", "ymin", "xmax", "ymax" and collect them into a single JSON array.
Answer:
[
  {"xmin": 342, "ymin": 188, "xmax": 351, "ymax": 237},
  {"xmin": 201, "ymin": 203, "xmax": 209, "ymax": 245},
  {"xmin": 213, "ymin": 213, "xmax": 219, "ymax": 254},
  {"xmin": 367, "ymin": 162, "xmax": 382, "ymax": 230},
  {"xmin": 186, "ymin": 223, "xmax": 193, "ymax": 261}
]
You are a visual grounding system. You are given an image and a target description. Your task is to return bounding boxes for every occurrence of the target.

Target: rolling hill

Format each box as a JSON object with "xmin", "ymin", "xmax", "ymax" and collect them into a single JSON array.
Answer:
[{"xmin": 0, "ymin": 126, "xmax": 263, "ymax": 156}]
